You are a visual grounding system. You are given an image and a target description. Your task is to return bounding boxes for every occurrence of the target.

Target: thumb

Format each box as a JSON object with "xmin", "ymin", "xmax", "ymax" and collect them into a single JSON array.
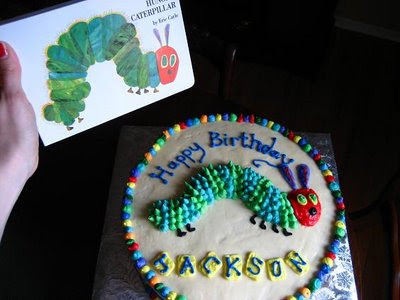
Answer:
[{"xmin": 0, "ymin": 41, "xmax": 23, "ymax": 95}]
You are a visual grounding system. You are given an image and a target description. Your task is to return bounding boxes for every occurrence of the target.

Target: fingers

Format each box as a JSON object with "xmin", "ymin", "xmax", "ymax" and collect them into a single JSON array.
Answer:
[{"xmin": 0, "ymin": 41, "xmax": 23, "ymax": 95}]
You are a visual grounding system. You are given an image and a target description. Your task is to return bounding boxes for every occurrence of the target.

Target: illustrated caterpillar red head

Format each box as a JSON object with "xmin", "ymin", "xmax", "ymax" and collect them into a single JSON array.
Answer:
[
  {"xmin": 153, "ymin": 24, "xmax": 179, "ymax": 84},
  {"xmin": 279, "ymin": 164, "xmax": 321, "ymax": 226}
]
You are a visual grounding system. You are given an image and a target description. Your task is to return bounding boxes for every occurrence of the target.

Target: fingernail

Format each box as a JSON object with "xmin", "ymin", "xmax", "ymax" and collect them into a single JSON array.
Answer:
[{"xmin": 0, "ymin": 42, "xmax": 8, "ymax": 59}]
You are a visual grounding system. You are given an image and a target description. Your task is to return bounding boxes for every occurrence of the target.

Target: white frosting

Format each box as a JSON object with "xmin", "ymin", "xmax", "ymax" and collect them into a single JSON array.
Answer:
[{"xmin": 133, "ymin": 121, "xmax": 335, "ymax": 299}]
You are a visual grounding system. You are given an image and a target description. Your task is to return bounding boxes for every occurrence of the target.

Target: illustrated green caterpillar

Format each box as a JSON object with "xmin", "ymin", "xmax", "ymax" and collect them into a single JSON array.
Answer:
[
  {"xmin": 148, "ymin": 162, "xmax": 322, "ymax": 237},
  {"xmin": 43, "ymin": 13, "xmax": 179, "ymax": 130}
]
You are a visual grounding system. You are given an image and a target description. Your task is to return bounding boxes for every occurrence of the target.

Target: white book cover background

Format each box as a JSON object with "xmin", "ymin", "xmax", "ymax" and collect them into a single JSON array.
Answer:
[{"xmin": 0, "ymin": 0, "xmax": 194, "ymax": 145}]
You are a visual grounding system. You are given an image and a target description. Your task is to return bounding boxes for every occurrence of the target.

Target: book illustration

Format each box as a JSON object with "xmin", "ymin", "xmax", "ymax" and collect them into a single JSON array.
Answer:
[{"xmin": 42, "ymin": 13, "xmax": 179, "ymax": 130}]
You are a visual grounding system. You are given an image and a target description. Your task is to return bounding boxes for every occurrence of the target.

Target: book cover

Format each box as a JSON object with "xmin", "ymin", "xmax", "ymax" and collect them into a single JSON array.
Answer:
[{"xmin": 0, "ymin": 0, "xmax": 194, "ymax": 145}]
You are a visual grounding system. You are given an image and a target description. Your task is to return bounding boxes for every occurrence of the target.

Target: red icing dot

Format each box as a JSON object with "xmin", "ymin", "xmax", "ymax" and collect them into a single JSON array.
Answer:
[
  {"xmin": 250, "ymin": 114, "xmax": 255, "ymax": 123},
  {"xmin": 325, "ymin": 175, "xmax": 335, "ymax": 183},
  {"xmin": 313, "ymin": 154, "xmax": 321, "ymax": 161},
  {"xmin": 129, "ymin": 177, "xmax": 137, "ymax": 183},
  {"xmin": 288, "ymin": 131, "xmax": 295, "ymax": 140},
  {"xmin": 337, "ymin": 202, "xmax": 345, "ymax": 210},
  {"xmin": 238, "ymin": 114, "xmax": 244, "ymax": 123},
  {"xmin": 128, "ymin": 242, "xmax": 140, "ymax": 252},
  {"xmin": 326, "ymin": 252, "xmax": 336, "ymax": 260},
  {"xmin": 179, "ymin": 122, "xmax": 187, "ymax": 130}
]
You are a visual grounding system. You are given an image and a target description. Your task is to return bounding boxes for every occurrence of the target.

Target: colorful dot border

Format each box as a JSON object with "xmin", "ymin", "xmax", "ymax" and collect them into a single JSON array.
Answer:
[{"xmin": 121, "ymin": 113, "xmax": 347, "ymax": 300}]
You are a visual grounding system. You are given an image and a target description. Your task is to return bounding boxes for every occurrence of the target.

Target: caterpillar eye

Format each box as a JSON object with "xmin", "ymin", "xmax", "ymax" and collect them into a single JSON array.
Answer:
[
  {"xmin": 161, "ymin": 55, "xmax": 168, "ymax": 68},
  {"xmin": 297, "ymin": 194, "xmax": 307, "ymax": 206},
  {"xmin": 170, "ymin": 54, "xmax": 177, "ymax": 67},
  {"xmin": 309, "ymin": 193, "xmax": 318, "ymax": 205}
]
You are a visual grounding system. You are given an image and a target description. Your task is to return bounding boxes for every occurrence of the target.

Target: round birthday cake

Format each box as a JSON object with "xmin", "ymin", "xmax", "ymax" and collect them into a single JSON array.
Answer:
[{"xmin": 121, "ymin": 113, "xmax": 346, "ymax": 300}]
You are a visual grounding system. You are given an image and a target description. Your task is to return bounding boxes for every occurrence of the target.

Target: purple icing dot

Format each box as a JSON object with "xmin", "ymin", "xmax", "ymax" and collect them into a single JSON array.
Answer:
[
  {"xmin": 222, "ymin": 113, "xmax": 229, "ymax": 121},
  {"xmin": 244, "ymin": 115, "xmax": 250, "ymax": 122},
  {"xmin": 279, "ymin": 125, "xmax": 286, "ymax": 133},
  {"xmin": 336, "ymin": 197, "xmax": 344, "ymax": 204}
]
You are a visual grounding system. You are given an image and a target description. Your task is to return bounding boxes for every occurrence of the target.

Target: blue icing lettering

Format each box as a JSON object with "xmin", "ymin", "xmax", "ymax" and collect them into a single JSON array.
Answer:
[
  {"xmin": 154, "ymin": 253, "xmax": 169, "ymax": 274},
  {"xmin": 271, "ymin": 260, "xmax": 282, "ymax": 277},
  {"xmin": 180, "ymin": 256, "xmax": 195, "ymax": 275},
  {"xmin": 225, "ymin": 256, "xmax": 241, "ymax": 277},
  {"xmin": 247, "ymin": 256, "xmax": 263, "ymax": 275},
  {"xmin": 209, "ymin": 131, "xmax": 295, "ymax": 168},
  {"xmin": 149, "ymin": 166, "xmax": 174, "ymax": 184},
  {"xmin": 203, "ymin": 256, "xmax": 221, "ymax": 274}
]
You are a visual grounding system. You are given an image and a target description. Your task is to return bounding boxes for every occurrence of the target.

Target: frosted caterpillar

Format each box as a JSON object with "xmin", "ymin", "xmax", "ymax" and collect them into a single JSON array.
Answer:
[
  {"xmin": 148, "ymin": 162, "xmax": 322, "ymax": 237},
  {"xmin": 42, "ymin": 13, "xmax": 179, "ymax": 130}
]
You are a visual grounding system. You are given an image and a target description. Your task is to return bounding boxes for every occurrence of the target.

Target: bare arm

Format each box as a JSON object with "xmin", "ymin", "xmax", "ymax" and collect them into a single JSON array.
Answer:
[{"xmin": 0, "ymin": 42, "xmax": 39, "ymax": 241}]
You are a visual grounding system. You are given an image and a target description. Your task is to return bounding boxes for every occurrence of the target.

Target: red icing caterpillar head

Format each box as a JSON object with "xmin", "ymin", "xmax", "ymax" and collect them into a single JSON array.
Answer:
[
  {"xmin": 154, "ymin": 24, "xmax": 179, "ymax": 84},
  {"xmin": 279, "ymin": 164, "xmax": 321, "ymax": 226}
]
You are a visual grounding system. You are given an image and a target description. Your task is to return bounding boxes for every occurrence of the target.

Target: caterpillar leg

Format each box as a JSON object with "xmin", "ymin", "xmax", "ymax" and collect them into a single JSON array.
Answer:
[
  {"xmin": 128, "ymin": 87, "xmax": 134, "ymax": 93},
  {"xmin": 259, "ymin": 220, "xmax": 267, "ymax": 230},
  {"xmin": 144, "ymin": 89, "xmax": 149, "ymax": 94},
  {"xmin": 67, "ymin": 126, "xmax": 74, "ymax": 131},
  {"xmin": 282, "ymin": 228, "xmax": 293, "ymax": 236},
  {"xmin": 153, "ymin": 88, "xmax": 159, "ymax": 93},
  {"xmin": 186, "ymin": 224, "xmax": 196, "ymax": 232},
  {"xmin": 78, "ymin": 117, "xmax": 84, "ymax": 123},
  {"xmin": 135, "ymin": 89, "xmax": 141, "ymax": 95},
  {"xmin": 249, "ymin": 214, "xmax": 257, "ymax": 225},
  {"xmin": 272, "ymin": 223, "xmax": 279, "ymax": 234},
  {"xmin": 177, "ymin": 228, "xmax": 187, "ymax": 237}
]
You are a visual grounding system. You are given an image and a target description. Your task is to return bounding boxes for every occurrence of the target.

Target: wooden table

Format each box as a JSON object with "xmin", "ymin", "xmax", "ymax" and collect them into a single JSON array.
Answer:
[{"xmin": 92, "ymin": 126, "xmax": 358, "ymax": 299}]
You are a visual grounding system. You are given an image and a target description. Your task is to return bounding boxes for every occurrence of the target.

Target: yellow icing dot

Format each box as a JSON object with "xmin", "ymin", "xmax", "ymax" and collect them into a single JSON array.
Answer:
[
  {"xmin": 199, "ymin": 251, "xmax": 222, "ymax": 278},
  {"xmin": 299, "ymin": 287, "xmax": 311, "ymax": 298},
  {"xmin": 322, "ymin": 257, "xmax": 334, "ymax": 268},
  {"xmin": 173, "ymin": 124, "xmax": 181, "ymax": 132},
  {"xmin": 266, "ymin": 258, "xmax": 286, "ymax": 281},
  {"xmin": 123, "ymin": 220, "xmax": 132, "ymax": 227},
  {"xmin": 335, "ymin": 221, "xmax": 346, "ymax": 229},
  {"xmin": 322, "ymin": 169, "xmax": 333, "ymax": 176},
  {"xmin": 177, "ymin": 255, "xmax": 196, "ymax": 277},
  {"xmin": 286, "ymin": 296, "xmax": 297, "ymax": 300},
  {"xmin": 166, "ymin": 292, "xmax": 177, "ymax": 300},
  {"xmin": 284, "ymin": 251, "xmax": 309, "ymax": 275},
  {"xmin": 152, "ymin": 252, "xmax": 175, "ymax": 276},
  {"xmin": 245, "ymin": 252, "xmax": 265, "ymax": 281},
  {"xmin": 293, "ymin": 135, "xmax": 302, "ymax": 143},
  {"xmin": 127, "ymin": 182, "xmax": 135, "ymax": 188},
  {"xmin": 200, "ymin": 115, "xmax": 208, "ymax": 123},
  {"xmin": 140, "ymin": 265, "xmax": 150, "ymax": 274},
  {"xmin": 153, "ymin": 144, "xmax": 161, "ymax": 151},
  {"xmin": 267, "ymin": 120, "xmax": 274, "ymax": 128},
  {"xmin": 216, "ymin": 114, "xmax": 222, "ymax": 121},
  {"xmin": 223, "ymin": 254, "xmax": 242, "ymax": 281}
]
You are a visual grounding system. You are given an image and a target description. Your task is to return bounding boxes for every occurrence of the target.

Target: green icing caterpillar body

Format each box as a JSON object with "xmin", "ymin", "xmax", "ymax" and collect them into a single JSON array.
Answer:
[
  {"xmin": 148, "ymin": 162, "xmax": 322, "ymax": 237},
  {"xmin": 43, "ymin": 14, "xmax": 179, "ymax": 129}
]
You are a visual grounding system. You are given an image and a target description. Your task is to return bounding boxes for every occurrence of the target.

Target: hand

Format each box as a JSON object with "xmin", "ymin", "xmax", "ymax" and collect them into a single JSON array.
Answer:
[{"xmin": 0, "ymin": 41, "xmax": 39, "ymax": 240}]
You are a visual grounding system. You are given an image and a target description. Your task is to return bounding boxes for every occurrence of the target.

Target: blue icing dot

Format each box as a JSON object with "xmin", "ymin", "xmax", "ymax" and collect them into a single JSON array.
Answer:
[
  {"xmin": 222, "ymin": 113, "xmax": 229, "ymax": 121},
  {"xmin": 261, "ymin": 118, "xmax": 268, "ymax": 126},
  {"xmin": 186, "ymin": 119, "xmax": 193, "ymax": 127},
  {"xmin": 208, "ymin": 115, "xmax": 216, "ymax": 122},
  {"xmin": 149, "ymin": 148, "xmax": 157, "ymax": 156}
]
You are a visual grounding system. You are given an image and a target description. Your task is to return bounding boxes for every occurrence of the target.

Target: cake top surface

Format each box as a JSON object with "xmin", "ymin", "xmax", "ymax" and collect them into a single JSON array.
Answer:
[{"xmin": 122, "ymin": 114, "xmax": 346, "ymax": 300}]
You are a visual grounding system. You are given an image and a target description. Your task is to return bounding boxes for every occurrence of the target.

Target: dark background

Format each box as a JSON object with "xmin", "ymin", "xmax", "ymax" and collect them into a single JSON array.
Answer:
[{"xmin": 1, "ymin": 0, "xmax": 399, "ymax": 299}]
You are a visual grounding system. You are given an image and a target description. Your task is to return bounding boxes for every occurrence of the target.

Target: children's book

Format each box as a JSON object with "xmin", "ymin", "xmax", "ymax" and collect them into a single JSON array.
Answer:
[{"xmin": 0, "ymin": 0, "xmax": 194, "ymax": 145}]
